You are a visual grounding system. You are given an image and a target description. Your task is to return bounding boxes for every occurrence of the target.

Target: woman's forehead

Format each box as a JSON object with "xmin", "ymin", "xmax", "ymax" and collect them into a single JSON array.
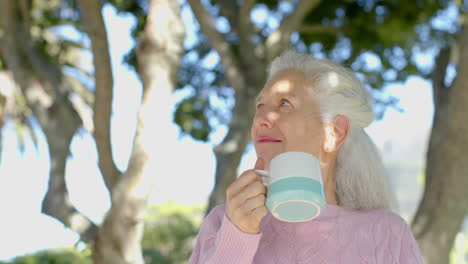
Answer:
[{"xmin": 257, "ymin": 69, "xmax": 312, "ymax": 101}]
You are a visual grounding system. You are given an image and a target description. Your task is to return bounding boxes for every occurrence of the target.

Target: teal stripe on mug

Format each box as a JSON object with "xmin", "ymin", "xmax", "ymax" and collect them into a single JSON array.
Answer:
[{"xmin": 266, "ymin": 177, "xmax": 326, "ymax": 222}]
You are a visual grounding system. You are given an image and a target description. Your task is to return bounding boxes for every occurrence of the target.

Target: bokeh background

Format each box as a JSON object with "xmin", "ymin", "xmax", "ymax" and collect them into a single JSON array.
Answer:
[{"xmin": 0, "ymin": 0, "xmax": 466, "ymax": 263}]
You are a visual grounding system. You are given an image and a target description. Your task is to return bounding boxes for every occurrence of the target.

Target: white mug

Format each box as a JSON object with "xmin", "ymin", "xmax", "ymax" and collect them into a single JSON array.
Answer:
[{"xmin": 256, "ymin": 151, "xmax": 326, "ymax": 222}]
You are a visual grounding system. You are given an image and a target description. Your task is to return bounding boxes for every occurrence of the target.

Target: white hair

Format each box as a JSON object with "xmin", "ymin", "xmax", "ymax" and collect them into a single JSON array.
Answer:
[{"xmin": 268, "ymin": 50, "xmax": 397, "ymax": 211}]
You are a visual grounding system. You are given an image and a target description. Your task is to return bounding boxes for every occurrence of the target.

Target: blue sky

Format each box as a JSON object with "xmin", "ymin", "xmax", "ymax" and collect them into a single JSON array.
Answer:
[{"xmin": 0, "ymin": 3, "xmax": 438, "ymax": 261}]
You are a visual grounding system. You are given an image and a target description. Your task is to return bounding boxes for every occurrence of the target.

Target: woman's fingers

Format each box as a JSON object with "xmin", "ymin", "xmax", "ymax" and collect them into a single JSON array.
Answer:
[
  {"xmin": 227, "ymin": 157, "xmax": 265, "ymax": 199},
  {"xmin": 251, "ymin": 205, "xmax": 268, "ymax": 222},
  {"xmin": 226, "ymin": 169, "xmax": 260, "ymax": 199},
  {"xmin": 230, "ymin": 180, "xmax": 266, "ymax": 209},
  {"xmin": 225, "ymin": 157, "xmax": 268, "ymax": 234},
  {"xmin": 242, "ymin": 193, "xmax": 266, "ymax": 213}
]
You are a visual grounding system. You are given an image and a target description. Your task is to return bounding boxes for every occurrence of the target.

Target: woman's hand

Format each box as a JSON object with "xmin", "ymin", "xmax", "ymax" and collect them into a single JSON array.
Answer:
[{"xmin": 225, "ymin": 158, "xmax": 268, "ymax": 234}]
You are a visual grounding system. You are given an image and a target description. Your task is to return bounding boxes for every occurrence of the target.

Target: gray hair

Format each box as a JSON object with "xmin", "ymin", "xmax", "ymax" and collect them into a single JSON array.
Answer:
[{"xmin": 268, "ymin": 50, "xmax": 397, "ymax": 211}]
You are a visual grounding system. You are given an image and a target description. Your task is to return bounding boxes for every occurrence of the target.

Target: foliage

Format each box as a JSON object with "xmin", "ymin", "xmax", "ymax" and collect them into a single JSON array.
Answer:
[
  {"xmin": 141, "ymin": 202, "xmax": 205, "ymax": 264},
  {"xmin": 296, "ymin": 0, "xmax": 453, "ymax": 84},
  {"xmin": 449, "ymin": 229, "xmax": 468, "ymax": 264},
  {"xmin": 174, "ymin": 0, "xmax": 455, "ymax": 141},
  {"xmin": 174, "ymin": 96, "xmax": 211, "ymax": 141},
  {"xmin": 0, "ymin": 0, "xmax": 87, "ymax": 153},
  {"xmin": 0, "ymin": 248, "xmax": 92, "ymax": 264}
]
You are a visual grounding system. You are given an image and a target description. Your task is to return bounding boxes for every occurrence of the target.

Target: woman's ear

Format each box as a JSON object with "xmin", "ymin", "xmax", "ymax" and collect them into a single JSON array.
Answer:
[{"xmin": 323, "ymin": 115, "xmax": 350, "ymax": 153}]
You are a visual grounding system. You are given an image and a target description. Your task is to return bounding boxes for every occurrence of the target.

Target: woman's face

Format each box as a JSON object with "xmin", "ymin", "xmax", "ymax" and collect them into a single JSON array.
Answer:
[{"xmin": 251, "ymin": 69, "xmax": 325, "ymax": 169}]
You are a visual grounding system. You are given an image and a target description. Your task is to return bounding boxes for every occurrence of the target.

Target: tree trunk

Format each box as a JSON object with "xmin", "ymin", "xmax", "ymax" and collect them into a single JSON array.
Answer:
[
  {"xmin": 0, "ymin": 0, "xmax": 99, "ymax": 243},
  {"xmin": 412, "ymin": 23, "xmax": 468, "ymax": 264},
  {"xmin": 187, "ymin": 0, "xmax": 320, "ymax": 214},
  {"xmin": 77, "ymin": 0, "xmax": 120, "ymax": 193},
  {"xmin": 207, "ymin": 90, "xmax": 257, "ymax": 211},
  {"xmin": 41, "ymin": 100, "xmax": 99, "ymax": 243},
  {"xmin": 86, "ymin": 0, "xmax": 185, "ymax": 263}
]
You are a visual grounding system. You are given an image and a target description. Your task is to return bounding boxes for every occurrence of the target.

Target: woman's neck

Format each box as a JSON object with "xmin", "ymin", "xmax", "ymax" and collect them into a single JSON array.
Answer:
[{"xmin": 320, "ymin": 153, "xmax": 338, "ymax": 205}]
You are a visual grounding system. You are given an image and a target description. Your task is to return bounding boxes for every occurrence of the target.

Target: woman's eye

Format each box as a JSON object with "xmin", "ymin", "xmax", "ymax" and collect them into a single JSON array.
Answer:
[
  {"xmin": 256, "ymin": 104, "xmax": 264, "ymax": 110},
  {"xmin": 280, "ymin": 99, "xmax": 291, "ymax": 107}
]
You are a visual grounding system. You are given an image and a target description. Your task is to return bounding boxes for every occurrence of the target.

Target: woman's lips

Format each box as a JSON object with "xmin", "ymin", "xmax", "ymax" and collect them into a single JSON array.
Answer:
[{"xmin": 257, "ymin": 136, "xmax": 282, "ymax": 143}]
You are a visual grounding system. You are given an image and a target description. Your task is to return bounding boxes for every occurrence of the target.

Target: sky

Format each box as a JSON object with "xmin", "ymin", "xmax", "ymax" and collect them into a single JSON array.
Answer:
[{"xmin": 0, "ymin": 3, "xmax": 441, "ymax": 261}]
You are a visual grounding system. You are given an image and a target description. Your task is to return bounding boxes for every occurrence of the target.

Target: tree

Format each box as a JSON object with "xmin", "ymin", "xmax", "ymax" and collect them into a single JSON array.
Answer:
[
  {"xmin": 0, "ymin": 0, "xmax": 184, "ymax": 263},
  {"xmin": 0, "ymin": 0, "xmax": 97, "ymax": 243},
  {"xmin": 182, "ymin": 0, "xmax": 448, "ymax": 210},
  {"xmin": 411, "ymin": 8, "xmax": 468, "ymax": 264},
  {"xmin": 179, "ymin": 0, "xmax": 465, "ymax": 262},
  {"xmin": 87, "ymin": 0, "xmax": 185, "ymax": 262}
]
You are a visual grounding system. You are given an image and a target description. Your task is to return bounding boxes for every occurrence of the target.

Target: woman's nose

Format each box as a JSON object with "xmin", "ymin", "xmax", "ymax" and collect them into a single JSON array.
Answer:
[{"xmin": 254, "ymin": 107, "xmax": 278, "ymax": 129}]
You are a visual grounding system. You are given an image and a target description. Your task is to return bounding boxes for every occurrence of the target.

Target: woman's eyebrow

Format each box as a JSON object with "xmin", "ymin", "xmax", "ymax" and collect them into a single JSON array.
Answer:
[
  {"xmin": 282, "ymin": 93, "xmax": 297, "ymax": 100},
  {"xmin": 255, "ymin": 93, "xmax": 298, "ymax": 103}
]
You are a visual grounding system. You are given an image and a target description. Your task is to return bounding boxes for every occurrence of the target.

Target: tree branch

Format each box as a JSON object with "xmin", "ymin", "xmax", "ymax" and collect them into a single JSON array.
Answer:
[
  {"xmin": 187, "ymin": 0, "xmax": 246, "ymax": 91},
  {"xmin": 66, "ymin": 77, "xmax": 94, "ymax": 133},
  {"xmin": 236, "ymin": 0, "xmax": 265, "ymax": 87},
  {"xmin": 40, "ymin": 96, "xmax": 97, "ymax": 243},
  {"xmin": 42, "ymin": 170, "xmax": 99, "ymax": 243},
  {"xmin": 239, "ymin": 0, "xmax": 256, "ymax": 23},
  {"xmin": 0, "ymin": 2, "xmax": 49, "ymax": 111},
  {"xmin": 266, "ymin": 0, "xmax": 322, "ymax": 61},
  {"xmin": 454, "ymin": 11, "xmax": 468, "ymax": 84},
  {"xmin": 77, "ymin": 0, "xmax": 120, "ymax": 192},
  {"xmin": 65, "ymin": 74, "xmax": 95, "ymax": 106},
  {"xmin": 15, "ymin": 1, "xmax": 66, "ymax": 95},
  {"xmin": 18, "ymin": 0, "xmax": 31, "ymax": 36},
  {"xmin": 214, "ymin": 0, "xmax": 263, "ymax": 93},
  {"xmin": 298, "ymin": 24, "xmax": 340, "ymax": 34},
  {"xmin": 217, "ymin": 0, "xmax": 239, "ymax": 30},
  {"xmin": 431, "ymin": 46, "xmax": 451, "ymax": 108},
  {"xmin": 238, "ymin": 0, "xmax": 257, "ymax": 38}
]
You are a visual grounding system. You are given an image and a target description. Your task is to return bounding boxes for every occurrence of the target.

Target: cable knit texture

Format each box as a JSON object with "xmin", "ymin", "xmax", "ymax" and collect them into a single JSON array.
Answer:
[{"xmin": 189, "ymin": 204, "xmax": 423, "ymax": 264}]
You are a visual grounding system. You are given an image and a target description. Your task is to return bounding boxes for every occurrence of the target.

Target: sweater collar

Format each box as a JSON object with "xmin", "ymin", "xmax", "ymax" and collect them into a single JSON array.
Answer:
[{"xmin": 261, "ymin": 203, "xmax": 347, "ymax": 228}]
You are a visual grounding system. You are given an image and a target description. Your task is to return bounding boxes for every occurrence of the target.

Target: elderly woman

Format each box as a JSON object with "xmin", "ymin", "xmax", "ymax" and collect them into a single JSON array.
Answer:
[{"xmin": 189, "ymin": 50, "xmax": 423, "ymax": 263}]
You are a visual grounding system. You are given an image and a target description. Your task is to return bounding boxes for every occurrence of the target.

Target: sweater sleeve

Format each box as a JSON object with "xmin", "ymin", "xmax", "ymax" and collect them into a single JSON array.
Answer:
[
  {"xmin": 398, "ymin": 222, "xmax": 424, "ymax": 264},
  {"xmin": 189, "ymin": 205, "xmax": 262, "ymax": 264}
]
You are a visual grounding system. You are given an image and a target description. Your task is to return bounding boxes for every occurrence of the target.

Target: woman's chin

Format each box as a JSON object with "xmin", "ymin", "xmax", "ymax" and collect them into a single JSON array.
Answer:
[{"xmin": 256, "ymin": 152, "xmax": 281, "ymax": 170}]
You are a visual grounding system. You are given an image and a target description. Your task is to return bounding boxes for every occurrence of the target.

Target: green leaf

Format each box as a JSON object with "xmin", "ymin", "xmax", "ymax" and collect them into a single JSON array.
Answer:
[{"xmin": 174, "ymin": 96, "xmax": 211, "ymax": 141}]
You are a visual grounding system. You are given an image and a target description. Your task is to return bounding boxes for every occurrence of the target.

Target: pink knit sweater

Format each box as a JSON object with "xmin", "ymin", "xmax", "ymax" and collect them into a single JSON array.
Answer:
[{"xmin": 189, "ymin": 204, "xmax": 423, "ymax": 263}]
